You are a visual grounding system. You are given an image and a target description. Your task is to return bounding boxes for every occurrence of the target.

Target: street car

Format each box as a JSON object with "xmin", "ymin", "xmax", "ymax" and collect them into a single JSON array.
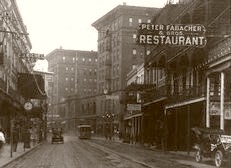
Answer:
[
  {"xmin": 77, "ymin": 125, "xmax": 92, "ymax": 139},
  {"xmin": 51, "ymin": 127, "xmax": 64, "ymax": 144}
]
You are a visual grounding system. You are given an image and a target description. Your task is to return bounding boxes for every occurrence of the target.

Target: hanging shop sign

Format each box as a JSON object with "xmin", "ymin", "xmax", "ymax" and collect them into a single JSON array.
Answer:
[
  {"xmin": 20, "ymin": 53, "xmax": 45, "ymax": 63},
  {"xmin": 137, "ymin": 23, "xmax": 207, "ymax": 47}
]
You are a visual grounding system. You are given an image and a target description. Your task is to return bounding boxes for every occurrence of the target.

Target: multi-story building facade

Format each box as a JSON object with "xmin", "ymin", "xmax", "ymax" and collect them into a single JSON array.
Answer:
[
  {"xmin": 92, "ymin": 3, "xmax": 160, "ymax": 137},
  {"xmin": 46, "ymin": 49, "xmax": 97, "ymax": 131},
  {"xmin": 141, "ymin": 0, "xmax": 231, "ymax": 151},
  {"xmin": 124, "ymin": 63, "xmax": 144, "ymax": 143},
  {"xmin": 0, "ymin": 0, "xmax": 34, "ymax": 140}
]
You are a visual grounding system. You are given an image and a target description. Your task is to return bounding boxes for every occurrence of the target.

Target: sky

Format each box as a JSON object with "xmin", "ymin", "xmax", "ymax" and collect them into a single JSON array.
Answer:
[{"xmin": 16, "ymin": 0, "xmax": 168, "ymax": 56}]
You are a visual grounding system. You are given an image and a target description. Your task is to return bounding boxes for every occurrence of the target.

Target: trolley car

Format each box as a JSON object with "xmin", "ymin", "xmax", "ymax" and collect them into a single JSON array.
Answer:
[{"xmin": 77, "ymin": 125, "xmax": 92, "ymax": 139}]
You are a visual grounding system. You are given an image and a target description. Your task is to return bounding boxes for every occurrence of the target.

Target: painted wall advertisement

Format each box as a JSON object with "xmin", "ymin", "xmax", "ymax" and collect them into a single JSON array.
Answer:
[
  {"xmin": 210, "ymin": 102, "xmax": 231, "ymax": 120},
  {"xmin": 137, "ymin": 23, "xmax": 207, "ymax": 47}
]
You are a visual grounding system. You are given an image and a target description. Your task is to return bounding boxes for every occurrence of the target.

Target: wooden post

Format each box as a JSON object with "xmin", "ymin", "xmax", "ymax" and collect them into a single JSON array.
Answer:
[
  {"xmin": 10, "ymin": 119, "xmax": 14, "ymax": 158},
  {"xmin": 175, "ymin": 108, "xmax": 178, "ymax": 151},
  {"xmin": 206, "ymin": 77, "xmax": 210, "ymax": 127},
  {"xmin": 187, "ymin": 105, "xmax": 190, "ymax": 155},
  {"xmin": 220, "ymin": 72, "xmax": 224, "ymax": 130}
]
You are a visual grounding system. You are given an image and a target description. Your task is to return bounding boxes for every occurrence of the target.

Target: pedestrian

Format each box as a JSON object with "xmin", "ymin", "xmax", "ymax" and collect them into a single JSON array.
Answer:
[
  {"xmin": 13, "ymin": 124, "xmax": 20, "ymax": 152},
  {"xmin": 0, "ymin": 127, "xmax": 6, "ymax": 156},
  {"xmin": 23, "ymin": 127, "xmax": 31, "ymax": 149}
]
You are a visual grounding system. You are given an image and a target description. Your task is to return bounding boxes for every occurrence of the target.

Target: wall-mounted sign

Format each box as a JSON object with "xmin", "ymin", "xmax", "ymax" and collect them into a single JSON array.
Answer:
[
  {"xmin": 137, "ymin": 23, "xmax": 207, "ymax": 47},
  {"xmin": 210, "ymin": 102, "xmax": 220, "ymax": 115},
  {"xmin": 127, "ymin": 104, "xmax": 141, "ymax": 111},
  {"xmin": 209, "ymin": 102, "xmax": 231, "ymax": 120},
  {"xmin": 106, "ymin": 95, "xmax": 119, "ymax": 100},
  {"xmin": 224, "ymin": 102, "xmax": 231, "ymax": 120}
]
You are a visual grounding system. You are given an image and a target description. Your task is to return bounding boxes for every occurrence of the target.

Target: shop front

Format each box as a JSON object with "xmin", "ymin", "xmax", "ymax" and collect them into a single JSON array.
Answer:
[
  {"xmin": 165, "ymin": 100, "xmax": 205, "ymax": 151},
  {"xmin": 0, "ymin": 89, "xmax": 25, "ymax": 143},
  {"xmin": 205, "ymin": 36, "xmax": 231, "ymax": 132},
  {"xmin": 142, "ymin": 100, "xmax": 165, "ymax": 147}
]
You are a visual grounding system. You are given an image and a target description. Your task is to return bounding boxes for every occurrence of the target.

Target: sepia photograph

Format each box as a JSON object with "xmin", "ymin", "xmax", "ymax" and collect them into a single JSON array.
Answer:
[{"xmin": 0, "ymin": 0, "xmax": 231, "ymax": 167}]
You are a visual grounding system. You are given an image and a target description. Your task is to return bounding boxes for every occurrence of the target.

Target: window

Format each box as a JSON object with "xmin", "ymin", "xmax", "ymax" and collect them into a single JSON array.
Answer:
[
  {"xmin": 133, "ymin": 34, "xmax": 137, "ymax": 43},
  {"xmin": 129, "ymin": 17, "xmax": 133, "ymax": 26},
  {"xmin": 138, "ymin": 19, "xmax": 142, "ymax": 23},
  {"xmin": 146, "ymin": 50, "xmax": 151, "ymax": 55},
  {"xmin": 132, "ymin": 49, "xmax": 137, "ymax": 55},
  {"xmin": 66, "ymin": 67, "xmax": 68, "ymax": 71},
  {"xmin": 65, "ymin": 77, "xmax": 68, "ymax": 81},
  {"xmin": 89, "ymin": 58, "xmax": 92, "ymax": 62},
  {"xmin": 82, "ymin": 58, "xmax": 85, "ymax": 62},
  {"xmin": 62, "ymin": 56, "xmax": 66, "ymax": 61},
  {"xmin": 147, "ymin": 19, "xmax": 151, "ymax": 23}
]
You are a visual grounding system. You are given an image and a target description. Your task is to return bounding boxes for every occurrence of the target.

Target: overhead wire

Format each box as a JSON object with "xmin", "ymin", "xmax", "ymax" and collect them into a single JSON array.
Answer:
[{"xmin": 1, "ymin": 7, "xmax": 47, "ymax": 98}]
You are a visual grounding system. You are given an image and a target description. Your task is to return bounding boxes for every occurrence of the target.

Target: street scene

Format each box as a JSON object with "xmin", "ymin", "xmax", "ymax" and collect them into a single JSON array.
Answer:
[
  {"xmin": 1, "ymin": 135, "xmax": 218, "ymax": 168},
  {"xmin": 1, "ymin": 0, "xmax": 231, "ymax": 168}
]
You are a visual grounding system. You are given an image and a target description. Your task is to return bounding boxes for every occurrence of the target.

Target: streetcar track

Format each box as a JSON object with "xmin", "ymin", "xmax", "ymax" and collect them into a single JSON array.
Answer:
[
  {"xmin": 90, "ymin": 139, "xmax": 196, "ymax": 168},
  {"xmin": 84, "ymin": 140, "xmax": 152, "ymax": 168}
]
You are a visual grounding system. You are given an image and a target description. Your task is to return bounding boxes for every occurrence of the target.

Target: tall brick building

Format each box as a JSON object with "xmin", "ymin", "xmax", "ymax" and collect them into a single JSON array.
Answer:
[
  {"xmin": 92, "ymin": 3, "xmax": 160, "ymax": 136},
  {"xmin": 46, "ymin": 49, "xmax": 97, "ymax": 130}
]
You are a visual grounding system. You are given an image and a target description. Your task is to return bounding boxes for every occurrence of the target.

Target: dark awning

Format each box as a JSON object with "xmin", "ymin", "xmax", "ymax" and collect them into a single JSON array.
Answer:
[{"xmin": 18, "ymin": 73, "xmax": 47, "ymax": 99}]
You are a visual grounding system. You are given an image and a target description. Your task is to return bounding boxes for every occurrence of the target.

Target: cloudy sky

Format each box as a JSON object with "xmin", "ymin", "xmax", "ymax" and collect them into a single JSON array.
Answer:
[{"xmin": 16, "ymin": 0, "xmax": 168, "ymax": 56}]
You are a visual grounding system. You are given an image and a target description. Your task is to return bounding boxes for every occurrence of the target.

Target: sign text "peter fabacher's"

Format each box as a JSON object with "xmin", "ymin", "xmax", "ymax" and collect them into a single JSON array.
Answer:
[{"xmin": 137, "ymin": 23, "xmax": 207, "ymax": 47}]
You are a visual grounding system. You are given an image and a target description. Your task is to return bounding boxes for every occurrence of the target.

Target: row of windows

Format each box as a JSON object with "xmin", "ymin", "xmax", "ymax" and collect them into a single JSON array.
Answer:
[
  {"xmin": 98, "ymin": 16, "xmax": 151, "ymax": 38},
  {"xmin": 146, "ymin": 68, "xmax": 165, "ymax": 85},
  {"xmin": 129, "ymin": 17, "xmax": 151, "ymax": 26},
  {"xmin": 65, "ymin": 67, "xmax": 74, "ymax": 71},
  {"xmin": 65, "ymin": 87, "xmax": 97, "ymax": 93},
  {"xmin": 64, "ymin": 67, "xmax": 97, "ymax": 75},
  {"xmin": 62, "ymin": 56, "xmax": 98, "ymax": 63},
  {"xmin": 132, "ymin": 48, "xmax": 150, "ymax": 56},
  {"xmin": 79, "ymin": 69, "xmax": 97, "ymax": 76},
  {"xmin": 65, "ymin": 77, "xmax": 74, "ymax": 81},
  {"xmin": 98, "ymin": 65, "xmax": 120, "ymax": 80},
  {"xmin": 83, "ymin": 78, "xmax": 97, "ymax": 83},
  {"xmin": 98, "ymin": 79, "xmax": 120, "ymax": 94}
]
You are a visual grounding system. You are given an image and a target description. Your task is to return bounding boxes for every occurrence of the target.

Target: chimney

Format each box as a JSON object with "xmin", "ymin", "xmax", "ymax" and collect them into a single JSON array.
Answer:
[{"xmin": 123, "ymin": 2, "xmax": 126, "ymax": 6}]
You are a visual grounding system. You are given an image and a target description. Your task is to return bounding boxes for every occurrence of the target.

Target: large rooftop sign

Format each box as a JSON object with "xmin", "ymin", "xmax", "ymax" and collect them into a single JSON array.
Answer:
[{"xmin": 137, "ymin": 23, "xmax": 207, "ymax": 47}]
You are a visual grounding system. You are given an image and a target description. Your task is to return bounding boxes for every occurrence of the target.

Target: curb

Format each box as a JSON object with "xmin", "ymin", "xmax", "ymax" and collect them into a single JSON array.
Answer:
[{"xmin": 1, "ymin": 143, "xmax": 42, "ymax": 168}]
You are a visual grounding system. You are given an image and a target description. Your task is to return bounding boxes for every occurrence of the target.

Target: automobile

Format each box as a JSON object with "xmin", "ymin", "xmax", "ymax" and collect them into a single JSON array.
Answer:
[
  {"xmin": 192, "ymin": 127, "xmax": 231, "ymax": 167},
  {"xmin": 51, "ymin": 127, "xmax": 64, "ymax": 144}
]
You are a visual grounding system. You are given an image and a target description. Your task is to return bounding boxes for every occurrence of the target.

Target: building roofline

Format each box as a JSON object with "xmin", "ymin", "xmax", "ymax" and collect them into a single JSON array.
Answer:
[{"xmin": 92, "ymin": 4, "xmax": 160, "ymax": 30}]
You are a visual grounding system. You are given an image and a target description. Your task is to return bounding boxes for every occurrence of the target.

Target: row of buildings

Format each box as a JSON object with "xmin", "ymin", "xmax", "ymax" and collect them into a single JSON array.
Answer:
[
  {"xmin": 0, "ymin": 0, "xmax": 47, "ymax": 144},
  {"xmin": 47, "ymin": 0, "xmax": 231, "ymax": 151}
]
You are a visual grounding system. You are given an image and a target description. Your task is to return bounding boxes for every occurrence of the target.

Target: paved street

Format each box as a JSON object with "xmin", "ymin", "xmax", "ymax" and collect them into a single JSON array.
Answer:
[{"xmin": 1, "ymin": 135, "xmax": 221, "ymax": 168}]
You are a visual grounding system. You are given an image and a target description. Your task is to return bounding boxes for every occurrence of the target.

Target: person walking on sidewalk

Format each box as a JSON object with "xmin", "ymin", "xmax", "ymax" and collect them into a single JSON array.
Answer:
[
  {"xmin": 0, "ymin": 127, "xmax": 6, "ymax": 156},
  {"xmin": 13, "ymin": 124, "xmax": 20, "ymax": 152}
]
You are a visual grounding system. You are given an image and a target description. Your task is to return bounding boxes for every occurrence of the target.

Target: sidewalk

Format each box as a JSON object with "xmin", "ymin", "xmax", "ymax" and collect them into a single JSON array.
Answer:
[
  {"xmin": 0, "ymin": 142, "xmax": 40, "ymax": 168},
  {"xmin": 92, "ymin": 136, "xmax": 216, "ymax": 168}
]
